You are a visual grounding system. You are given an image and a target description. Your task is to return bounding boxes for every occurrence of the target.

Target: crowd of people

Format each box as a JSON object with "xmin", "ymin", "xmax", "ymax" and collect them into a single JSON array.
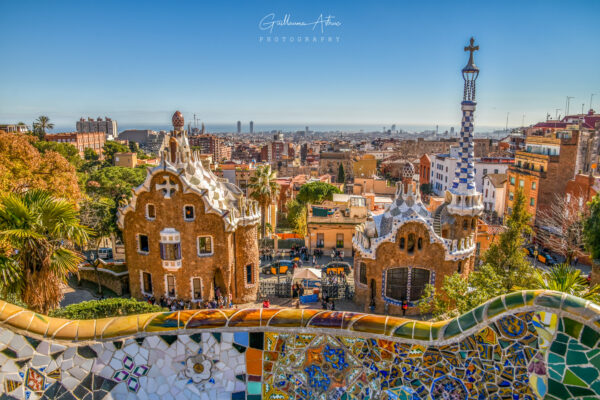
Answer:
[{"xmin": 143, "ymin": 286, "xmax": 233, "ymax": 311}]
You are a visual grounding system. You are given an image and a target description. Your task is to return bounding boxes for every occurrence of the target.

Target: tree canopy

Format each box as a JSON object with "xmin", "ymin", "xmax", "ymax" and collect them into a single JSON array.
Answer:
[
  {"xmin": 0, "ymin": 132, "xmax": 80, "ymax": 203},
  {"xmin": 102, "ymin": 141, "xmax": 130, "ymax": 165},
  {"xmin": 34, "ymin": 140, "xmax": 82, "ymax": 167},
  {"xmin": 584, "ymin": 194, "xmax": 600, "ymax": 262},
  {"xmin": 296, "ymin": 181, "xmax": 342, "ymax": 205},
  {"xmin": 337, "ymin": 163, "xmax": 346, "ymax": 183},
  {"xmin": 86, "ymin": 166, "xmax": 147, "ymax": 201}
]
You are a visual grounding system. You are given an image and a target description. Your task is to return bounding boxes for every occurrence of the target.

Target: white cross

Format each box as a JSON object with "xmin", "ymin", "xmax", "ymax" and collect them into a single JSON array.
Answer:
[{"xmin": 156, "ymin": 176, "xmax": 178, "ymax": 199}]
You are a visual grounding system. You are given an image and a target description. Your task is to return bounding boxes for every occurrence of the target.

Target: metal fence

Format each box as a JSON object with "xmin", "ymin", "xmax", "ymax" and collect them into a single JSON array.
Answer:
[
  {"xmin": 259, "ymin": 280, "xmax": 293, "ymax": 298},
  {"xmin": 259, "ymin": 277, "xmax": 355, "ymax": 301}
]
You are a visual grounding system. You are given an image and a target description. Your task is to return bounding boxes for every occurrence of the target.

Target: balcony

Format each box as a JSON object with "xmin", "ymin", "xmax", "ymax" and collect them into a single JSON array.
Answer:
[{"xmin": 162, "ymin": 259, "xmax": 182, "ymax": 271}]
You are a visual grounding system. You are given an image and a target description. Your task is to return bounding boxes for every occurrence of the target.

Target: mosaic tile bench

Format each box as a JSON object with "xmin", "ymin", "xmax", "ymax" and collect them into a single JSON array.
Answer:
[{"xmin": 1, "ymin": 290, "xmax": 600, "ymax": 399}]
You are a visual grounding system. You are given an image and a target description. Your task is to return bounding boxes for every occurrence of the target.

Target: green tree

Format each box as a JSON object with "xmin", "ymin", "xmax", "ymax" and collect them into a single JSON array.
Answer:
[
  {"xmin": 102, "ymin": 141, "xmax": 130, "ymax": 165},
  {"xmin": 248, "ymin": 165, "xmax": 280, "ymax": 238},
  {"xmin": 529, "ymin": 263, "xmax": 600, "ymax": 302},
  {"xmin": 584, "ymin": 194, "xmax": 600, "ymax": 262},
  {"xmin": 420, "ymin": 263, "xmax": 505, "ymax": 319},
  {"xmin": 79, "ymin": 196, "xmax": 117, "ymax": 295},
  {"xmin": 0, "ymin": 190, "xmax": 91, "ymax": 313},
  {"xmin": 34, "ymin": 140, "xmax": 82, "ymax": 167},
  {"xmin": 337, "ymin": 163, "xmax": 346, "ymax": 183},
  {"xmin": 86, "ymin": 166, "xmax": 146, "ymax": 201},
  {"xmin": 482, "ymin": 188, "xmax": 533, "ymax": 290},
  {"xmin": 286, "ymin": 199, "xmax": 307, "ymax": 236},
  {"xmin": 32, "ymin": 115, "xmax": 54, "ymax": 139},
  {"xmin": 84, "ymin": 147, "xmax": 100, "ymax": 161},
  {"xmin": 296, "ymin": 181, "xmax": 342, "ymax": 205},
  {"xmin": 420, "ymin": 183, "xmax": 433, "ymax": 195},
  {"xmin": 50, "ymin": 298, "xmax": 165, "ymax": 319}
]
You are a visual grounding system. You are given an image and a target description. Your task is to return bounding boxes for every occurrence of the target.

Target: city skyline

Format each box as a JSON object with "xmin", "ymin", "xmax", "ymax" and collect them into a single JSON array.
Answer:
[{"xmin": 1, "ymin": 0, "xmax": 599, "ymax": 129}]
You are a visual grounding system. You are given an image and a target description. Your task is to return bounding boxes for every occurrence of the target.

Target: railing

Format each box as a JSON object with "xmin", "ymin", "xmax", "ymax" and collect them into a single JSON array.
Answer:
[{"xmin": 1, "ymin": 291, "xmax": 599, "ymax": 399}]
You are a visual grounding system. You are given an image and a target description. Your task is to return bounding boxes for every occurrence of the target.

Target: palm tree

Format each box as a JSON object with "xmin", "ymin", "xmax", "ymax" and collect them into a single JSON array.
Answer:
[
  {"xmin": 33, "ymin": 115, "xmax": 54, "ymax": 139},
  {"xmin": 531, "ymin": 263, "xmax": 600, "ymax": 301},
  {"xmin": 0, "ymin": 190, "xmax": 91, "ymax": 314},
  {"xmin": 248, "ymin": 165, "xmax": 280, "ymax": 239}
]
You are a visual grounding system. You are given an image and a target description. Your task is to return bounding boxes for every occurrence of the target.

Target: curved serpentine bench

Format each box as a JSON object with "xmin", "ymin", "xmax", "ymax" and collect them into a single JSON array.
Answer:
[{"xmin": 0, "ymin": 290, "xmax": 598, "ymax": 399}]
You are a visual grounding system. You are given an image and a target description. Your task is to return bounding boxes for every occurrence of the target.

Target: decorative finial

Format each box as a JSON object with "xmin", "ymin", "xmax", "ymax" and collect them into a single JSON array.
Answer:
[
  {"xmin": 463, "ymin": 37, "xmax": 479, "ymax": 72},
  {"xmin": 172, "ymin": 111, "xmax": 184, "ymax": 130}
]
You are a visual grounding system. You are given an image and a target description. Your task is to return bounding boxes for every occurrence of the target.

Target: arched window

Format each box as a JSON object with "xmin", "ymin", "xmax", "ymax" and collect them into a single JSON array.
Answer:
[
  {"xmin": 407, "ymin": 233, "xmax": 415, "ymax": 253},
  {"xmin": 463, "ymin": 220, "xmax": 468, "ymax": 230},
  {"xmin": 410, "ymin": 268, "xmax": 431, "ymax": 301},
  {"xmin": 399, "ymin": 237, "xmax": 405, "ymax": 250},
  {"xmin": 246, "ymin": 265, "xmax": 254, "ymax": 284},
  {"xmin": 457, "ymin": 261, "xmax": 462, "ymax": 273},
  {"xmin": 417, "ymin": 237, "xmax": 423, "ymax": 250},
  {"xmin": 471, "ymin": 218, "xmax": 476, "ymax": 229},
  {"xmin": 359, "ymin": 262, "xmax": 367, "ymax": 285},
  {"xmin": 385, "ymin": 268, "xmax": 408, "ymax": 301}
]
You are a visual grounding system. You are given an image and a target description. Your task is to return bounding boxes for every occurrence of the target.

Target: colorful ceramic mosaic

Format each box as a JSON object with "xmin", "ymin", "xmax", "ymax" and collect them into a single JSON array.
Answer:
[{"xmin": 1, "ymin": 290, "xmax": 600, "ymax": 399}]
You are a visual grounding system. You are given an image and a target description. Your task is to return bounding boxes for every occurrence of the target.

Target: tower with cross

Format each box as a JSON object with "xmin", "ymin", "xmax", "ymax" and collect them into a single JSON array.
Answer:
[{"xmin": 446, "ymin": 37, "xmax": 484, "ymax": 218}]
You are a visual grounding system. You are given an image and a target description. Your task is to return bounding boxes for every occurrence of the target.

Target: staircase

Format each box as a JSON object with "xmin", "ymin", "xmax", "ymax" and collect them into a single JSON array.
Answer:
[{"xmin": 433, "ymin": 206, "xmax": 444, "ymax": 236}]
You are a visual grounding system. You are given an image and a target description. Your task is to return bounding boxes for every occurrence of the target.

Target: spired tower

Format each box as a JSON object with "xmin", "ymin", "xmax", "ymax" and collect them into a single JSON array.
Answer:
[
  {"xmin": 352, "ymin": 38, "xmax": 484, "ymax": 316},
  {"xmin": 444, "ymin": 38, "xmax": 484, "ymax": 238}
]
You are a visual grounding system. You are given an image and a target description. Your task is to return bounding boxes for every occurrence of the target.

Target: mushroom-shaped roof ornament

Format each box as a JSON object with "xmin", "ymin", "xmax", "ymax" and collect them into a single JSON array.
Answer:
[{"xmin": 172, "ymin": 111, "xmax": 184, "ymax": 130}]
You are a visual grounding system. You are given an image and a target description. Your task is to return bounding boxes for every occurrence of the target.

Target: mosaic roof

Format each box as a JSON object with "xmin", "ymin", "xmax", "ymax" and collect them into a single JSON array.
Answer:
[{"xmin": 117, "ymin": 115, "xmax": 260, "ymax": 232}]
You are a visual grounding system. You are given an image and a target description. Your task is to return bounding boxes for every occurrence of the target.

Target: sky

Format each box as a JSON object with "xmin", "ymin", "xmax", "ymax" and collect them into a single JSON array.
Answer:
[{"xmin": 1, "ymin": 0, "xmax": 599, "ymax": 132}]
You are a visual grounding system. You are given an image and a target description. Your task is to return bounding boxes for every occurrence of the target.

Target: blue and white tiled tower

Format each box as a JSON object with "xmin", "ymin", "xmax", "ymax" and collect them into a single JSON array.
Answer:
[{"xmin": 446, "ymin": 38, "xmax": 484, "ymax": 216}]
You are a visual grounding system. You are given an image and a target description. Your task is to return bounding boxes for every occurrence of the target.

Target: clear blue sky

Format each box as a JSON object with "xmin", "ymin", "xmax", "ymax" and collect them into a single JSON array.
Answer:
[{"xmin": 1, "ymin": 0, "xmax": 599, "ymax": 130}]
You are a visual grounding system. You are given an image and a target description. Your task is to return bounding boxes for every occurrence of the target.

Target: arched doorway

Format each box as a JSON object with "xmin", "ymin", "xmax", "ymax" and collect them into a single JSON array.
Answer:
[{"xmin": 213, "ymin": 269, "xmax": 227, "ymax": 300}]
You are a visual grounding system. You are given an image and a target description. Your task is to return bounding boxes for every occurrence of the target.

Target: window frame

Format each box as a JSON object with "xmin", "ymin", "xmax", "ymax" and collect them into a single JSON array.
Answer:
[
  {"xmin": 197, "ymin": 235, "xmax": 213, "ymax": 257},
  {"xmin": 140, "ymin": 271, "xmax": 153, "ymax": 296},
  {"xmin": 146, "ymin": 204, "xmax": 156, "ymax": 220},
  {"xmin": 191, "ymin": 277, "xmax": 203, "ymax": 301},
  {"xmin": 358, "ymin": 262, "xmax": 367, "ymax": 286},
  {"xmin": 183, "ymin": 204, "xmax": 195, "ymax": 221},
  {"xmin": 336, "ymin": 233, "xmax": 344, "ymax": 248},
  {"xmin": 137, "ymin": 234, "xmax": 150, "ymax": 254},
  {"xmin": 165, "ymin": 274, "xmax": 176, "ymax": 298}
]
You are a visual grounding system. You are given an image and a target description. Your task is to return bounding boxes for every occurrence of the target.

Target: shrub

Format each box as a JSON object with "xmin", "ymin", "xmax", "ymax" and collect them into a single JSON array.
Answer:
[{"xmin": 49, "ymin": 298, "xmax": 166, "ymax": 319}]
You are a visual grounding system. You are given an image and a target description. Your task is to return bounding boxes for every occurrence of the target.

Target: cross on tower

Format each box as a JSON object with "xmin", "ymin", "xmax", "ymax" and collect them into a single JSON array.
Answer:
[
  {"xmin": 156, "ymin": 176, "xmax": 178, "ymax": 199},
  {"xmin": 464, "ymin": 37, "xmax": 479, "ymax": 61}
]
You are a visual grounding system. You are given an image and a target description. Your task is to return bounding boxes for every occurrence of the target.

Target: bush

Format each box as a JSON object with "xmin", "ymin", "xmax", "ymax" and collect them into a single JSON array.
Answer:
[{"xmin": 49, "ymin": 298, "xmax": 166, "ymax": 319}]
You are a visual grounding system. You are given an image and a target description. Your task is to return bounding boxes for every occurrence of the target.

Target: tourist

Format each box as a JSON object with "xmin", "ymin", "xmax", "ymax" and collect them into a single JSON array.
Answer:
[
  {"xmin": 262, "ymin": 298, "xmax": 270, "ymax": 308},
  {"xmin": 402, "ymin": 300, "xmax": 408, "ymax": 316}
]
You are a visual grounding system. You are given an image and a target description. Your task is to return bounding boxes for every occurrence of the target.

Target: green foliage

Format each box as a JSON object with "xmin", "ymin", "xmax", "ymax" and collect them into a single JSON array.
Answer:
[
  {"xmin": 584, "ymin": 194, "xmax": 600, "ymax": 261},
  {"xmin": 49, "ymin": 298, "xmax": 166, "ymax": 319},
  {"xmin": 530, "ymin": 263, "xmax": 600, "ymax": 302},
  {"xmin": 84, "ymin": 147, "xmax": 100, "ymax": 161},
  {"xmin": 337, "ymin": 163, "xmax": 346, "ymax": 183},
  {"xmin": 286, "ymin": 200, "xmax": 307, "ymax": 236},
  {"xmin": 34, "ymin": 140, "xmax": 82, "ymax": 167},
  {"xmin": 32, "ymin": 115, "xmax": 54, "ymax": 140},
  {"xmin": 86, "ymin": 166, "xmax": 146, "ymax": 201},
  {"xmin": 421, "ymin": 188, "xmax": 534, "ymax": 320},
  {"xmin": 482, "ymin": 188, "xmax": 533, "ymax": 290},
  {"xmin": 296, "ymin": 181, "xmax": 341, "ymax": 205},
  {"xmin": 79, "ymin": 196, "xmax": 117, "ymax": 246},
  {"xmin": 248, "ymin": 165, "xmax": 280, "ymax": 238},
  {"xmin": 420, "ymin": 183, "xmax": 433, "ymax": 195},
  {"xmin": 102, "ymin": 141, "xmax": 130, "ymax": 165},
  {"xmin": 420, "ymin": 264, "xmax": 505, "ymax": 319},
  {"xmin": 0, "ymin": 189, "xmax": 91, "ymax": 313}
]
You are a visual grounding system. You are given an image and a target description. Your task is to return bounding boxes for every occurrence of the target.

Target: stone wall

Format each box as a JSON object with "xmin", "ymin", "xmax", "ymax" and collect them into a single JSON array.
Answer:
[
  {"xmin": 78, "ymin": 268, "xmax": 129, "ymax": 296},
  {"xmin": 0, "ymin": 291, "xmax": 599, "ymax": 399}
]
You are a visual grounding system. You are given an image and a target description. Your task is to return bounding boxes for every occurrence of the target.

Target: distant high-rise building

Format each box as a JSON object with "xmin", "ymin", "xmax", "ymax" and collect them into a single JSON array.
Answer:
[
  {"xmin": 77, "ymin": 117, "xmax": 118, "ymax": 138},
  {"xmin": 237, "ymin": 121, "xmax": 241, "ymax": 134},
  {"xmin": 249, "ymin": 121, "xmax": 254, "ymax": 134},
  {"xmin": 391, "ymin": 124, "xmax": 396, "ymax": 132},
  {"xmin": 305, "ymin": 126, "xmax": 309, "ymax": 135}
]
